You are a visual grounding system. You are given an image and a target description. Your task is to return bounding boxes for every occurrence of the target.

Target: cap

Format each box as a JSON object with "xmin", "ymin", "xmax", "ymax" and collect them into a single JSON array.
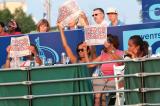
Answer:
[{"xmin": 106, "ymin": 8, "xmax": 118, "ymax": 14}]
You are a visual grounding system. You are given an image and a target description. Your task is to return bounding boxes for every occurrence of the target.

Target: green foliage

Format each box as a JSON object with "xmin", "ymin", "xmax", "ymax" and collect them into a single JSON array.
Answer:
[
  {"xmin": 0, "ymin": 8, "xmax": 36, "ymax": 34},
  {"xmin": 0, "ymin": 8, "xmax": 13, "ymax": 24},
  {"xmin": 13, "ymin": 8, "xmax": 36, "ymax": 33}
]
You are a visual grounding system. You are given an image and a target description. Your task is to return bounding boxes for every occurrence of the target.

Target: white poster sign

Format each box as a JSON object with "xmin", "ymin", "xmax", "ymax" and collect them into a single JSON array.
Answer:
[
  {"xmin": 57, "ymin": 0, "xmax": 81, "ymax": 26},
  {"xmin": 85, "ymin": 26, "xmax": 107, "ymax": 45},
  {"xmin": 10, "ymin": 36, "xmax": 31, "ymax": 57}
]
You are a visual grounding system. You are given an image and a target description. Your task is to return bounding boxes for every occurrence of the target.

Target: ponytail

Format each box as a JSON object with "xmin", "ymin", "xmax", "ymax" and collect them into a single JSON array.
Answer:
[
  {"xmin": 129, "ymin": 35, "xmax": 149, "ymax": 57},
  {"xmin": 141, "ymin": 41, "xmax": 149, "ymax": 56}
]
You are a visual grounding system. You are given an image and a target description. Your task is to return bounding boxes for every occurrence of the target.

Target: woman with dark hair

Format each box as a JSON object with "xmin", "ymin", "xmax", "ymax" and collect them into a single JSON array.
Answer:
[
  {"xmin": 57, "ymin": 22, "xmax": 95, "ymax": 63},
  {"xmin": 125, "ymin": 35, "xmax": 149, "ymax": 59},
  {"xmin": 7, "ymin": 19, "xmax": 21, "ymax": 35},
  {"xmin": 85, "ymin": 34, "xmax": 123, "ymax": 106},
  {"xmin": 37, "ymin": 19, "xmax": 50, "ymax": 32}
]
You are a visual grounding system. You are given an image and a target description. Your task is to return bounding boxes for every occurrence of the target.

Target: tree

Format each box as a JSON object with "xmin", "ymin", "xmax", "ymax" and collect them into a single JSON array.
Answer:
[
  {"xmin": 13, "ymin": 8, "xmax": 36, "ymax": 33},
  {"xmin": 0, "ymin": 8, "xmax": 13, "ymax": 24}
]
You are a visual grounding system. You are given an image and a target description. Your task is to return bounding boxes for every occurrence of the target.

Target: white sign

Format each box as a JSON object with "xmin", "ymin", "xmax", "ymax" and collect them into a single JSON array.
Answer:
[
  {"xmin": 57, "ymin": 0, "xmax": 81, "ymax": 26},
  {"xmin": 10, "ymin": 36, "xmax": 31, "ymax": 57},
  {"xmin": 85, "ymin": 26, "xmax": 107, "ymax": 45}
]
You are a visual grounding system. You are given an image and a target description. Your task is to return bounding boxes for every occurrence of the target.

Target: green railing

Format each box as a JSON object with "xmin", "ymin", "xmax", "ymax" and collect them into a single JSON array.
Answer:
[{"xmin": 0, "ymin": 58, "xmax": 160, "ymax": 106}]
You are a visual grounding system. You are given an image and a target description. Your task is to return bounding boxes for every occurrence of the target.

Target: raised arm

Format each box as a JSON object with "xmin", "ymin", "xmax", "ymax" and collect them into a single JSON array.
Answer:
[{"xmin": 57, "ymin": 23, "xmax": 77, "ymax": 63}]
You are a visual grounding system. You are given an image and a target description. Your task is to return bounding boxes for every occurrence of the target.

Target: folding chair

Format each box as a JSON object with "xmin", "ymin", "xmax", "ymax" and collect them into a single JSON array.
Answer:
[{"xmin": 113, "ymin": 65, "xmax": 125, "ymax": 106}]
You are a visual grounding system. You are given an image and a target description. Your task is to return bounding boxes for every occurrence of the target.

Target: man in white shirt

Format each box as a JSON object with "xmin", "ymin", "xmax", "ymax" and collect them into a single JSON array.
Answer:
[{"xmin": 92, "ymin": 8, "xmax": 108, "ymax": 26}]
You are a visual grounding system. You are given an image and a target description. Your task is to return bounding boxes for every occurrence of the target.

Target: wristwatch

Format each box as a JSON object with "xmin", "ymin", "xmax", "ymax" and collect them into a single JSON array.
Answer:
[
  {"xmin": 111, "ymin": 50, "xmax": 115, "ymax": 54},
  {"xmin": 7, "ymin": 57, "xmax": 12, "ymax": 61}
]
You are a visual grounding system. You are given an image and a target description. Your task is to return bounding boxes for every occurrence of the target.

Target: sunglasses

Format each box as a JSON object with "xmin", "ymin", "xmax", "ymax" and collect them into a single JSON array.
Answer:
[
  {"xmin": 92, "ymin": 13, "xmax": 102, "ymax": 17},
  {"xmin": 77, "ymin": 49, "xmax": 84, "ymax": 52}
]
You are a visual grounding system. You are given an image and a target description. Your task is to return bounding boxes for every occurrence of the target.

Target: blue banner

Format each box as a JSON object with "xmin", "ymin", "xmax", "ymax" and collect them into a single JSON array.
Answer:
[
  {"xmin": 0, "ymin": 30, "xmax": 84, "ymax": 67},
  {"xmin": 142, "ymin": 0, "xmax": 160, "ymax": 23}
]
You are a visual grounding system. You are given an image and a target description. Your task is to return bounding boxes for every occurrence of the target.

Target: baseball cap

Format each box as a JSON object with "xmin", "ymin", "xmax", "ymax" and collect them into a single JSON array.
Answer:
[{"xmin": 106, "ymin": 8, "xmax": 118, "ymax": 14}]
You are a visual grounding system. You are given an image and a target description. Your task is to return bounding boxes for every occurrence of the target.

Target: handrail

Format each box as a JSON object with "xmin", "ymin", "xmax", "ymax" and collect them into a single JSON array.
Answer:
[
  {"xmin": 0, "ymin": 88, "xmax": 159, "ymax": 100},
  {"xmin": 0, "ymin": 57, "xmax": 159, "ymax": 105},
  {"xmin": 1, "ymin": 57, "xmax": 160, "ymax": 71},
  {"xmin": 0, "ymin": 72, "xmax": 160, "ymax": 86}
]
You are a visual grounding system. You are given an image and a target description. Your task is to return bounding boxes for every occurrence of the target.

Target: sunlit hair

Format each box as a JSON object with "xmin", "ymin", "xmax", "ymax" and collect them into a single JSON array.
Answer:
[{"xmin": 37, "ymin": 19, "xmax": 50, "ymax": 32}]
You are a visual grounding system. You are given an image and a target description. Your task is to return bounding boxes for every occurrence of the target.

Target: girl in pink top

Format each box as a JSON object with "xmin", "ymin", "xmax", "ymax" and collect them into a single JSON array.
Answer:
[
  {"xmin": 85, "ymin": 34, "xmax": 123, "ymax": 106},
  {"xmin": 100, "ymin": 49, "xmax": 123, "ymax": 76},
  {"xmin": 86, "ymin": 34, "xmax": 123, "ymax": 76}
]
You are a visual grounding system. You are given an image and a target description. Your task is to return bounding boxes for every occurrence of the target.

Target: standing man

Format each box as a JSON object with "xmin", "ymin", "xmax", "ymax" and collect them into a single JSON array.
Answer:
[
  {"xmin": 92, "ymin": 8, "xmax": 108, "ymax": 26},
  {"xmin": 106, "ymin": 8, "xmax": 124, "ymax": 26}
]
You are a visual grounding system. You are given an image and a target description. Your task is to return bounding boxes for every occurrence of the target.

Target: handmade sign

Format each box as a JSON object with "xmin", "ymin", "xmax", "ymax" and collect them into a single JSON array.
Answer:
[
  {"xmin": 10, "ymin": 36, "xmax": 31, "ymax": 57},
  {"xmin": 57, "ymin": 0, "xmax": 81, "ymax": 26},
  {"xmin": 85, "ymin": 26, "xmax": 107, "ymax": 45}
]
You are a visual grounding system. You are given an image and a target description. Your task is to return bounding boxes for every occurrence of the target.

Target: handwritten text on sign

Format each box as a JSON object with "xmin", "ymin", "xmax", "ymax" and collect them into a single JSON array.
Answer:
[
  {"xmin": 57, "ymin": 0, "xmax": 81, "ymax": 26},
  {"xmin": 10, "ymin": 36, "xmax": 31, "ymax": 57},
  {"xmin": 85, "ymin": 26, "xmax": 107, "ymax": 45}
]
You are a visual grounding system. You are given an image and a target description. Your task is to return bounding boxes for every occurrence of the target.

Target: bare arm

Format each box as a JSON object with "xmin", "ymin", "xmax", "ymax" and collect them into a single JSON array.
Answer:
[
  {"xmin": 83, "ymin": 44, "xmax": 101, "ymax": 67},
  {"xmin": 4, "ymin": 46, "xmax": 11, "ymax": 68},
  {"xmin": 29, "ymin": 46, "xmax": 42, "ymax": 65},
  {"xmin": 57, "ymin": 23, "xmax": 77, "ymax": 63},
  {"xmin": 34, "ymin": 56, "xmax": 42, "ymax": 65},
  {"xmin": 4, "ymin": 57, "xmax": 10, "ymax": 68}
]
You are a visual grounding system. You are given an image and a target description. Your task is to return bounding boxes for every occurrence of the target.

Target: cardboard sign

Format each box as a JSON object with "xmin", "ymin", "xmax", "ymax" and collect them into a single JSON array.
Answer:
[
  {"xmin": 85, "ymin": 26, "xmax": 107, "ymax": 45},
  {"xmin": 10, "ymin": 36, "xmax": 31, "ymax": 57},
  {"xmin": 57, "ymin": 0, "xmax": 81, "ymax": 26}
]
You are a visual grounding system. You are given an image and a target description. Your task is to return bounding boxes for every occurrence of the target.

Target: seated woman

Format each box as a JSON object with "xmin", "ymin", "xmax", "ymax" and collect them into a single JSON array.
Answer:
[
  {"xmin": 125, "ymin": 35, "xmax": 149, "ymax": 59},
  {"xmin": 57, "ymin": 22, "xmax": 96, "ymax": 64},
  {"xmin": 85, "ymin": 34, "xmax": 123, "ymax": 106},
  {"xmin": 4, "ymin": 44, "xmax": 42, "ymax": 68}
]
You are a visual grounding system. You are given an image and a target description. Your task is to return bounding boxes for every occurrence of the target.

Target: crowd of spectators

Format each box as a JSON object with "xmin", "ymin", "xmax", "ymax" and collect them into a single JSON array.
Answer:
[{"xmin": 0, "ymin": 7, "xmax": 150, "ymax": 106}]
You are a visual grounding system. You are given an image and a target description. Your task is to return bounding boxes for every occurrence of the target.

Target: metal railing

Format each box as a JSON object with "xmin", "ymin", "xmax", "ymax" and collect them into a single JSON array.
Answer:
[{"xmin": 0, "ymin": 57, "xmax": 160, "ymax": 106}]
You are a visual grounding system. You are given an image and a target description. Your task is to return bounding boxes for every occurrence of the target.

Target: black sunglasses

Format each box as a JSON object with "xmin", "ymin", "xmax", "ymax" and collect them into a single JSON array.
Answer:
[
  {"xmin": 77, "ymin": 49, "xmax": 84, "ymax": 52},
  {"xmin": 92, "ymin": 13, "xmax": 102, "ymax": 17},
  {"xmin": 92, "ymin": 14, "xmax": 98, "ymax": 17}
]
